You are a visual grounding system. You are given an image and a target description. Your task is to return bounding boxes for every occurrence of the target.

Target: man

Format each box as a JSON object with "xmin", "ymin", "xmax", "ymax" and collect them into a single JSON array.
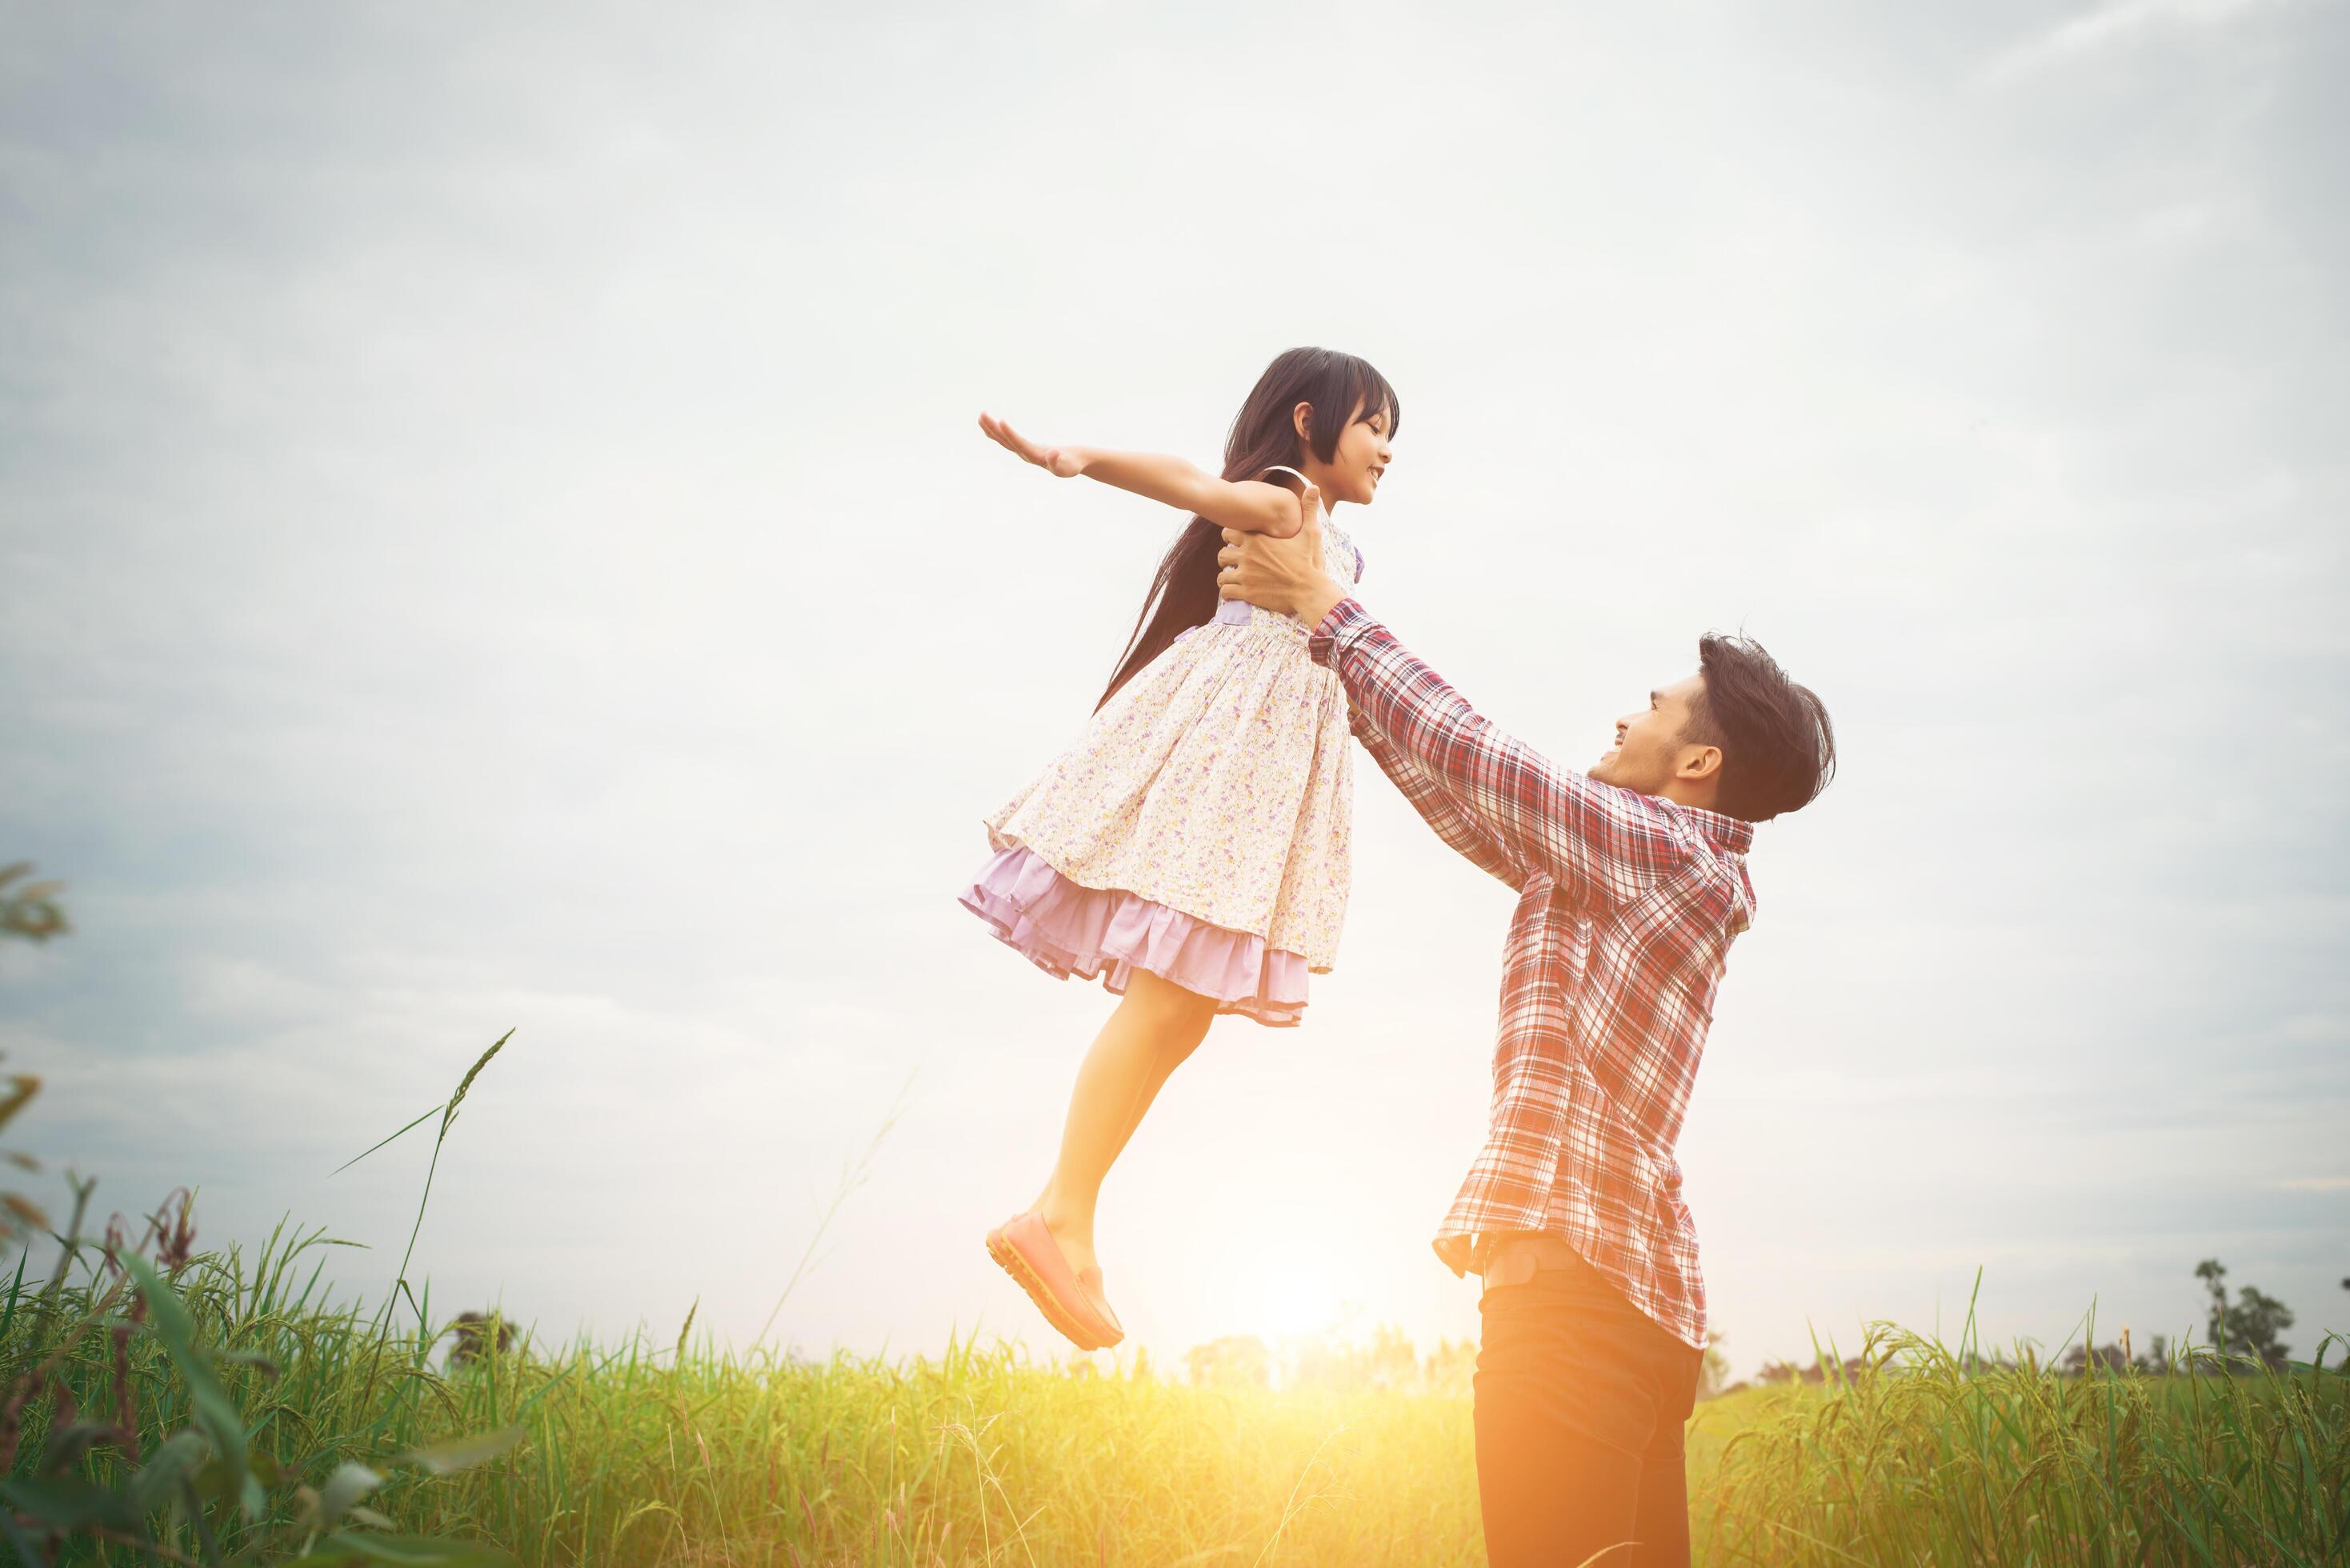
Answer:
[{"xmin": 1217, "ymin": 494, "xmax": 1836, "ymax": 1568}]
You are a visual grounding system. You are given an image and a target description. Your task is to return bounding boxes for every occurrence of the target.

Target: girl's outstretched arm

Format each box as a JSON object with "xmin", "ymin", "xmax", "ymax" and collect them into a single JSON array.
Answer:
[{"xmin": 978, "ymin": 412, "xmax": 1304, "ymax": 536}]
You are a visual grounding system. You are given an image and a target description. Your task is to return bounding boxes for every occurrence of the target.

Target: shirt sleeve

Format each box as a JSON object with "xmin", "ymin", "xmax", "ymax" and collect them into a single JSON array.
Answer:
[
  {"xmin": 1309, "ymin": 599, "xmax": 1692, "ymax": 911},
  {"xmin": 1350, "ymin": 704, "xmax": 1525, "ymax": 888}
]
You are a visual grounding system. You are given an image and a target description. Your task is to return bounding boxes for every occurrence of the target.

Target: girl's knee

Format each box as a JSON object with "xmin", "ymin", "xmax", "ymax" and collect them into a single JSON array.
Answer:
[{"xmin": 1121, "ymin": 971, "xmax": 1218, "ymax": 1035}]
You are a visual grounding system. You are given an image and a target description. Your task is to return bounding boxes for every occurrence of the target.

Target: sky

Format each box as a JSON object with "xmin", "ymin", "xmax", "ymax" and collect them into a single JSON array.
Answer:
[{"xmin": 2, "ymin": 0, "xmax": 2344, "ymax": 1382}]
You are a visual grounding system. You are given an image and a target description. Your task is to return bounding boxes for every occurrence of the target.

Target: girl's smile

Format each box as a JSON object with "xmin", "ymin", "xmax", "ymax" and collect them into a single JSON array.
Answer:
[{"xmin": 1301, "ymin": 398, "xmax": 1395, "ymax": 508}]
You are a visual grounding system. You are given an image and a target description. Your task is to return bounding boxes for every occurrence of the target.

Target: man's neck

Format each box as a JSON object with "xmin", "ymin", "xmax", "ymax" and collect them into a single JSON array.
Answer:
[{"xmin": 1655, "ymin": 781, "xmax": 1724, "ymax": 814}]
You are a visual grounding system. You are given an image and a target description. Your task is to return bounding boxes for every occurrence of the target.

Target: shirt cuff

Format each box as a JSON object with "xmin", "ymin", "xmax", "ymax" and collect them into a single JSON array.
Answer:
[{"xmin": 1306, "ymin": 597, "xmax": 1373, "ymax": 669}]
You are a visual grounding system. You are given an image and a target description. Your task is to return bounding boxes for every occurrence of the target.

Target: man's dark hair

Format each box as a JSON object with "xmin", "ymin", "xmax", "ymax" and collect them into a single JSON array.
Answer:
[{"xmin": 1684, "ymin": 634, "xmax": 1836, "ymax": 823}]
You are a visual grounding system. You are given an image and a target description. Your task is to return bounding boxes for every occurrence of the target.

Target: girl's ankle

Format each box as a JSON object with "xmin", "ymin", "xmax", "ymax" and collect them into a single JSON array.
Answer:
[
  {"xmin": 1040, "ymin": 1207, "xmax": 1093, "ymax": 1247},
  {"xmin": 1034, "ymin": 1192, "xmax": 1086, "ymax": 1227}
]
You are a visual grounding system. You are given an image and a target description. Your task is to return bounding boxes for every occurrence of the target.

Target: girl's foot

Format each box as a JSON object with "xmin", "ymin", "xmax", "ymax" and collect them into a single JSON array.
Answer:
[
  {"xmin": 1031, "ymin": 1202, "xmax": 1099, "ymax": 1278},
  {"xmin": 986, "ymin": 1211, "xmax": 1123, "ymax": 1350}
]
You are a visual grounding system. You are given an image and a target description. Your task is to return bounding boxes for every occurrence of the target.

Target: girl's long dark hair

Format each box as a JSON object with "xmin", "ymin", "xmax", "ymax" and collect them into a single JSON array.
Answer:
[{"xmin": 1095, "ymin": 346, "xmax": 1401, "ymax": 710}]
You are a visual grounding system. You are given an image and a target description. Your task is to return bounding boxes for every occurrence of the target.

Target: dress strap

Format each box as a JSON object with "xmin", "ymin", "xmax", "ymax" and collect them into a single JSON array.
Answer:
[{"xmin": 1255, "ymin": 466, "xmax": 1324, "ymax": 521}]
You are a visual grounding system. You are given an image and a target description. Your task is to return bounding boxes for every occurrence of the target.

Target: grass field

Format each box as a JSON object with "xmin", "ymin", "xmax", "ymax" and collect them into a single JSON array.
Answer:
[
  {"xmin": 4, "ymin": 1045, "xmax": 2344, "ymax": 1565},
  {"xmin": 6, "ymin": 1214, "xmax": 2345, "ymax": 1567}
]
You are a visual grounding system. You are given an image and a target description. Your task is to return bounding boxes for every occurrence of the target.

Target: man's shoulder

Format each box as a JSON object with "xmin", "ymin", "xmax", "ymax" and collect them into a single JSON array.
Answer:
[{"xmin": 1575, "ymin": 778, "xmax": 1745, "ymax": 865}]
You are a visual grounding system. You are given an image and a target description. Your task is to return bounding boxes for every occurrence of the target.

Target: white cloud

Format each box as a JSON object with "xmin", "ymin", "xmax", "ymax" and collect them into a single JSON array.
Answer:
[{"xmin": 1991, "ymin": 0, "xmax": 2285, "ymax": 78}]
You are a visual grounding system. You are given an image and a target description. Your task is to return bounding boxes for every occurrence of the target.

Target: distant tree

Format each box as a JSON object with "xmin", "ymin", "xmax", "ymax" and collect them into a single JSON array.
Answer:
[
  {"xmin": 1698, "ymin": 1331, "xmax": 1732, "ymax": 1399},
  {"xmin": 2060, "ymin": 1342, "xmax": 2132, "ymax": 1376},
  {"xmin": 1423, "ymin": 1337, "xmax": 1476, "ymax": 1398},
  {"xmin": 1356, "ymin": 1323, "xmax": 1419, "ymax": 1390},
  {"xmin": 447, "ymin": 1309, "xmax": 515, "ymax": 1367},
  {"xmin": 2224, "ymin": 1286, "xmax": 2295, "ymax": 1368},
  {"xmin": 2196, "ymin": 1258, "xmax": 2229, "ymax": 1351},
  {"xmin": 1291, "ymin": 1324, "xmax": 1420, "ymax": 1392},
  {"xmin": 1755, "ymin": 1352, "xmax": 1870, "ymax": 1386},
  {"xmin": 1183, "ymin": 1334, "xmax": 1271, "ymax": 1390},
  {"xmin": 2194, "ymin": 1257, "xmax": 2295, "ymax": 1367}
]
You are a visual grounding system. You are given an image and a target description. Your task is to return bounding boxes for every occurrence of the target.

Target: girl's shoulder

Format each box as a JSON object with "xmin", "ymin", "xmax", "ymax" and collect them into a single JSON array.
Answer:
[{"xmin": 1227, "ymin": 465, "xmax": 1315, "ymax": 538}]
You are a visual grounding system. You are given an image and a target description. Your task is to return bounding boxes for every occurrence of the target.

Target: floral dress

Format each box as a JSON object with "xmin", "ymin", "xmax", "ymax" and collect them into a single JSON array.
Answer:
[{"xmin": 959, "ymin": 480, "xmax": 1364, "ymax": 1026}]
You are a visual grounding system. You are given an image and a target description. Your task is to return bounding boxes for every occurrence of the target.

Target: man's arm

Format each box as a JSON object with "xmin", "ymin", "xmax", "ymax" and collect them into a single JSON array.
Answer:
[
  {"xmin": 1351, "ymin": 704, "xmax": 1527, "ymax": 888},
  {"xmin": 1211, "ymin": 514, "xmax": 1686, "ymax": 908},
  {"xmin": 1204, "ymin": 510, "xmax": 1522, "ymax": 882},
  {"xmin": 1312, "ymin": 602, "xmax": 1689, "ymax": 911}
]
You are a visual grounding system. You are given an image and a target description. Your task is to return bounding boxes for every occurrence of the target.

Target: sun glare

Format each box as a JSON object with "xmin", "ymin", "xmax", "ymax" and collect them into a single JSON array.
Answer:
[{"xmin": 1254, "ymin": 1269, "xmax": 1341, "ymax": 1342}]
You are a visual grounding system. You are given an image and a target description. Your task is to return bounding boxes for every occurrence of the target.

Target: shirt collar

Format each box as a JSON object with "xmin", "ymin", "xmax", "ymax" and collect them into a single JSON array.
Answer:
[{"xmin": 1671, "ymin": 801, "xmax": 1755, "ymax": 856}]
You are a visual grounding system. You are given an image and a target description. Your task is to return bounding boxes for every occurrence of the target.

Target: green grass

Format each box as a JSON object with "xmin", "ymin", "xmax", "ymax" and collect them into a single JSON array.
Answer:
[
  {"xmin": 1692, "ymin": 1329, "xmax": 2349, "ymax": 1566},
  {"xmin": 5, "ymin": 1038, "xmax": 2341, "ymax": 1565},
  {"xmin": 8, "ymin": 1220, "xmax": 1484, "ymax": 1565},
  {"xmin": 5, "ymin": 1218, "xmax": 2344, "ymax": 1566}
]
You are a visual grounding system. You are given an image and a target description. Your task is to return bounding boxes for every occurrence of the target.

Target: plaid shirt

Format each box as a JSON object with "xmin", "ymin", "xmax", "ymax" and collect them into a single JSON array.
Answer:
[{"xmin": 1309, "ymin": 599, "xmax": 1757, "ymax": 1351}]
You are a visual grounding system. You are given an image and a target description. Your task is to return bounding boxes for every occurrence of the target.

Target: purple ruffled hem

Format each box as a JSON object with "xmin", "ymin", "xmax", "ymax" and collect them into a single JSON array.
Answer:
[{"xmin": 959, "ymin": 844, "xmax": 1311, "ymax": 1027}]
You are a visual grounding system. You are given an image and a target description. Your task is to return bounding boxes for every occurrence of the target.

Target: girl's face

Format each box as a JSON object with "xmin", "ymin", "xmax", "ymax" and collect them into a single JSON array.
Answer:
[{"xmin": 1297, "ymin": 397, "xmax": 1395, "ymax": 507}]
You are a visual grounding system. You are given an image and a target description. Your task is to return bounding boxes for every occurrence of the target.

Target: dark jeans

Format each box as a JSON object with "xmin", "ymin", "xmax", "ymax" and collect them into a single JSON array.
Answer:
[{"xmin": 1473, "ymin": 1249, "xmax": 1704, "ymax": 1568}]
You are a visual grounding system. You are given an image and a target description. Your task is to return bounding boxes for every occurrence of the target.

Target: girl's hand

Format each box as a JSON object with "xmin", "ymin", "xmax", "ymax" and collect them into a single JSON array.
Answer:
[{"xmin": 978, "ymin": 412, "xmax": 1087, "ymax": 478}]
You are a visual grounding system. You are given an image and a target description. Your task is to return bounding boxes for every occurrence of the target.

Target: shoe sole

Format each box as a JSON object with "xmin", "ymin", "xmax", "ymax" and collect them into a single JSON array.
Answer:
[{"xmin": 986, "ymin": 1229, "xmax": 1116, "ymax": 1352}]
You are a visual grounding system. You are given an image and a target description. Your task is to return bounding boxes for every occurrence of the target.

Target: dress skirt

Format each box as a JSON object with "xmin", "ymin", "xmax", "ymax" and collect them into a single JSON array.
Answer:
[{"xmin": 959, "ymin": 598, "xmax": 1359, "ymax": 1028}]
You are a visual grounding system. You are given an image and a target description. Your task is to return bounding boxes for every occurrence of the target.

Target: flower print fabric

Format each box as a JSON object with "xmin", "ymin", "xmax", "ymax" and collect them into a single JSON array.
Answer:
[{"xmin": 960, "ymin": 503, "xmax": 1366, "ymax": 1026}]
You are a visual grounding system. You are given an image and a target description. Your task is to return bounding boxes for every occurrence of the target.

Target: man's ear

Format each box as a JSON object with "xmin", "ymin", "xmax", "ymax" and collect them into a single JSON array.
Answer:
[
  {"xmin": 1676, "ymin": 744, "xmax": 1723, "ymax": 782},
  {"xmin": 1291, "ymin": 401, "xmax": 1314, "ymax": 445}
]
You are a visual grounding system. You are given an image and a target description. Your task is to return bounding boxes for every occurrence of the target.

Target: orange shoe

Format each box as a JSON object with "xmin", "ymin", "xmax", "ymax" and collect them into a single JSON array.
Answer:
[{"xmin": 986, "ymin": 1211, "xmax": 1123, "ymax": 1351}]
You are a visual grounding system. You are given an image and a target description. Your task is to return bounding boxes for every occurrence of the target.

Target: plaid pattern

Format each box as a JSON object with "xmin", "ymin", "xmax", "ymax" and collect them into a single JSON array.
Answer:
[{"xmin": 1311, "ymin": 599, "xmax": 1756, "ymax": 1351}]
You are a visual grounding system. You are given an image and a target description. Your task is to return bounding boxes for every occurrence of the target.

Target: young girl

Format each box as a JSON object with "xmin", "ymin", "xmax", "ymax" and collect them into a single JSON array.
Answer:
[{"xmin": 962, "ymin": 346, "xmax": 1399, "ymax": 1350}]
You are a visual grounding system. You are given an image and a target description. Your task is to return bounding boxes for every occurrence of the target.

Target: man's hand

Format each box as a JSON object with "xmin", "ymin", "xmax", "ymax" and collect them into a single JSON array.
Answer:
[
  {"xmin": 1215, "ymin": 486, "xmax": 1348, "ymax": 627},
  {"xmin": 977, "ymin": 411, "xmax": 1087, "ymax": 478}
]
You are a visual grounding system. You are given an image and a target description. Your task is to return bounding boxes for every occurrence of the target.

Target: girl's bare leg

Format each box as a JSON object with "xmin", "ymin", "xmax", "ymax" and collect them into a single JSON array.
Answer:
[{"xmin": 1030, "ymin": 968, "xmax": 1216, "ymax": 1276}]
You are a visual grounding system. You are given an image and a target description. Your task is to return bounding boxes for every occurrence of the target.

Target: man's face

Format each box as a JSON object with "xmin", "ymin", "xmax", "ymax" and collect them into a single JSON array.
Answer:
[{"xmin": 1590, "ymin": 672, "xmax": 1709, "ymax": 794}]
